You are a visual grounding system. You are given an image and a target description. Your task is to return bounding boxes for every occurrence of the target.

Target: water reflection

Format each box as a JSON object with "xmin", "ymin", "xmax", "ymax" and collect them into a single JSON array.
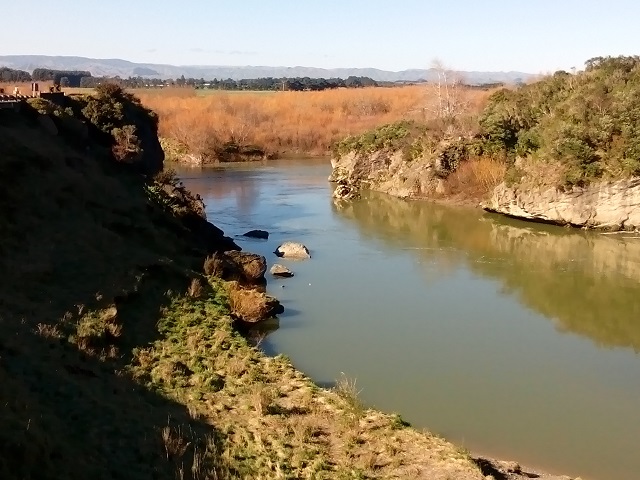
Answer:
[
  {"xmin": 334, "ymin": 191, "xmax": 640, "ymax": 352},
  {"xmin": 176, "ymin": 166, "xmax": 261, "ymax": 216}
]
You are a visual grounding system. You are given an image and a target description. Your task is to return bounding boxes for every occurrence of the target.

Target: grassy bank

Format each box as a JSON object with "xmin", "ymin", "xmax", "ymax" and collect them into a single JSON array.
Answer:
[{"xmin": 0, "ymin": 88, "xmax": 489, "ymax": 479}]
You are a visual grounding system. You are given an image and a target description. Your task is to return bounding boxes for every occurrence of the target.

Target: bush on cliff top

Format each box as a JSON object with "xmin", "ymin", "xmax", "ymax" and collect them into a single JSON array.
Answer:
[
  {"xmin": 478, "ymin": 56, "xmax": 640, "ymax": 185},
  {"xmin": 334, "ymin": 56, "xmax": 640, "ymax": 187}
]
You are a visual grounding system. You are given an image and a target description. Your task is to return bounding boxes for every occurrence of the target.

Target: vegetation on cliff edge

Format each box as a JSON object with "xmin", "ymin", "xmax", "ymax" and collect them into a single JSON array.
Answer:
[{"xmin": 335, "ymin": 56, "xmax": 640, "ymax": 189}]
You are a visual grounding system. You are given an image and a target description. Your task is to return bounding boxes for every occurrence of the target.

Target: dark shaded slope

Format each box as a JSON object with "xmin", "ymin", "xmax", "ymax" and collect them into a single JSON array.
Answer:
[{"xmin": 0, "ymin": 105, "xmax": 238, "ymax": 480}]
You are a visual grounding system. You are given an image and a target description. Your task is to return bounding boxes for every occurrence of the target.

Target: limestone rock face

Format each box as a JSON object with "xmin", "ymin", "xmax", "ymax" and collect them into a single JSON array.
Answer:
[
  {"xmin": 483, "ymin": 178, "xmax": 640, "ymax": 230},
  {"xmin": 274, "ymin": 242, "xmax": 310, "ymax": 259},
  {"xmin": 329, "ymin": 150, "xmax": 440, "ymax": 200},
  {"xmin": 270, "ymin": 264, "xmax": 294, "ymax": 277}
]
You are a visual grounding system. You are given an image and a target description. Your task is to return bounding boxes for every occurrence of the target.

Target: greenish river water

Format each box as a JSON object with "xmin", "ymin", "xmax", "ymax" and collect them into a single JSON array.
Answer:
[{"xmin": 176, "ymin": 158, "xmax": 640, "ymax": 480}]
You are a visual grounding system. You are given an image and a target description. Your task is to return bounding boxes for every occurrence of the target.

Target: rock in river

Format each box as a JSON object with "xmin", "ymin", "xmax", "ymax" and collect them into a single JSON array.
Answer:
[
  {"xmin": 274, "ymin": 242, "xmax": 310, "ymax": 259},
  {"xmin": 243, "ymin": 229, "xmax": 269, "ymax": 239},
  {"xmin": 270, "ymin": 264, "xmax": 294, "ymax": 278}
]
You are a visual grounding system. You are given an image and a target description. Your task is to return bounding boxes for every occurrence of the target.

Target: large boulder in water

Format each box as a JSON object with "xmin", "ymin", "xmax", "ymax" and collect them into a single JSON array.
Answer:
[
  {"xmin": 270, "ymin": 264, "xmax": 294, "ymax": 278},
  {"xmin": 274, "ymin": 242, "xmax": 310, "ymax": 259},
  {"xmin": 332, "ymin": 182, "xmax": 360, "ymax": 201}
]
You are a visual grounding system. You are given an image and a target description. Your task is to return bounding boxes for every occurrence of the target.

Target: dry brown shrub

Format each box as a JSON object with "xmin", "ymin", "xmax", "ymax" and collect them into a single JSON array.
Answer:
[
  {"xmin": 138, "ymin": 86, "xmax": 491, "ymax": 157},
  {"xmin": 444, "ymin": 156, "xmax": 507, "ymax": 199}
]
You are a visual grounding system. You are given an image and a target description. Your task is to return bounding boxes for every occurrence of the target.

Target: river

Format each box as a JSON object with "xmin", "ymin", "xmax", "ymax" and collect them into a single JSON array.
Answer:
[{"xmin": 175, "ymin": 158, "xmax": 640, "ymax": 480}]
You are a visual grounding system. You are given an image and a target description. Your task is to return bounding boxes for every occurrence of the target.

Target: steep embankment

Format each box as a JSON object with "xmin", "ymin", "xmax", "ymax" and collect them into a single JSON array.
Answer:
[
  {"xmin": 331, "ymin": 56, "xmax": 640, "ymax": 230},
  {"xmin": 0, "ymin": 88, "xmax": 497, "ymax": 479}
]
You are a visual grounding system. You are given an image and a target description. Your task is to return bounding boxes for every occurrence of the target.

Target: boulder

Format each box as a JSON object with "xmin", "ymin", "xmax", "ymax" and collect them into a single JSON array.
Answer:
[
  {"xmin": 38, "ymin": 114, "xmax": 58, "ymax": 136},
  {"xmin": 243, "ymin": 229, "xmax": 269, "ymax": 239},
  {"xmin": 274, "ymin": 242, "xmax": 310, "ymax": 259},
  {"xmin": 204, "ymin": 251, "xmax": 266, "ymax": 284},
  {"xmin": 332, "ymin": 182, "xmax": 361, "ymax": 201},
  {"xmin": 223, "ymin": 251, "xmax": 267, "ymax": 283},
  {"xmin": 227, "ymin": 282, "xmax": 284, "ymax": 323},
  {"xmin": 270, "ymin": 264, "xmax": 294, "ymax": 278}
]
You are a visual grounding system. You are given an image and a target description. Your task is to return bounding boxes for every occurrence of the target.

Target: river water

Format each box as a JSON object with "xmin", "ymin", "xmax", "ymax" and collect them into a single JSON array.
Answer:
[{"xmin": 176, "ymin": 158, "xmax": 640, "ymax": 480}]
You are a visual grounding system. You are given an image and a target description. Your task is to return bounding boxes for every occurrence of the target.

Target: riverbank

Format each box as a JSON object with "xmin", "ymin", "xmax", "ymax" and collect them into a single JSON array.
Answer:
[
  {"xmin": 0, "ymin": 86, "xmax": 552, "ymax": 479},
  {"xmin": 330, "ymin": 57, "xmax": 640, "ymax": 231}
]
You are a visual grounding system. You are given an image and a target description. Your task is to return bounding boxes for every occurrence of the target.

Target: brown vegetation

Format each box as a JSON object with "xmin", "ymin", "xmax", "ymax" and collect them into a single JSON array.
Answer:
[
  {"xmin": 138, "ymin": 86, "xmax": 492, "ymax": 160},
  {"xmin": 442, "ymin": 156, "xmax": 507, "ymax": 202}
]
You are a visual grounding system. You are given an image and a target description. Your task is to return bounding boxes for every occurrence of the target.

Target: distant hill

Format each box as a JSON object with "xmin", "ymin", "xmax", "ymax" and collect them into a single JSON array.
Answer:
[{"xmin": 0, "ymin": 55, "xmax": 535, "ymax": 84}]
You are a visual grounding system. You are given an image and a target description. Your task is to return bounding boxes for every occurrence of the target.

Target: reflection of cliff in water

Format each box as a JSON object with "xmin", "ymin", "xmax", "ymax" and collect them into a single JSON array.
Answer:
[
  {"xmin": 177, "ymin": 167, "xmax": 260, "ymax": 216},
  {"xmin": 334, "ymin": 192, "xmax": 640, "ymax": 352}
]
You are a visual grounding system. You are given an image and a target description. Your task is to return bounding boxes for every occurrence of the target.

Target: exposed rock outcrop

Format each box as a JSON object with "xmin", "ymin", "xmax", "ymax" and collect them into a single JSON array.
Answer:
[
  {"xmin": 204, "ymin": 251, "xmax": 267, "ymax": 284},
  {"xmin": 274, "ymin": 242, "xmax": 311, "ymax": 259},
  {"xmin": 329, "ymin": 150, "xmax": 441, "ymax": 199},
  {"xmin": 483, "ymin": 178, "xmax": 640, "ymax": 230}
]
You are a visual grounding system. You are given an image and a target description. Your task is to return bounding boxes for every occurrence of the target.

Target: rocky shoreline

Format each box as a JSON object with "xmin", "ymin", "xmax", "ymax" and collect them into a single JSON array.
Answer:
[
  {"xmin": 330, "ymin": 146, "xmax": 640, "ymax": 232},
  {"xmin": 483, "ymin": 177, "xmax": 640, "ymax": 230}
]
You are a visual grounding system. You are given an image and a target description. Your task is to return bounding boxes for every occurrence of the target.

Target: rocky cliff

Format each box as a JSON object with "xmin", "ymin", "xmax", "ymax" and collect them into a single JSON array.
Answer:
[
  {"xmin": 329, "ymin": 121, "xmax": 463, "ymax": 200},
  {"xmin": 330, "ymin": 141, "xmax": 640, "ymax": 231},
  {"xmin": 483, "ymin": 178, "xmax": 640, "ymax": 230},
  {"xmin": 329, "ymin": 149, "xmax": 443, "ymax": 199}
]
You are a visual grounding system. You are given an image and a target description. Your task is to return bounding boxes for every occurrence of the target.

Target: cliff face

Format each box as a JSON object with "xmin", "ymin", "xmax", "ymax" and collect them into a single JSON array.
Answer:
[
  {"xmin": 330, "ymin": 146, "xmax": 640, "ymax": 231},
  {"xmin": 329, "ymin": 149, "xmax": 444, "ymax": 199},
  {"xmin": 483, "ymin": 178, "xmax": 640, "ymax": 230}
]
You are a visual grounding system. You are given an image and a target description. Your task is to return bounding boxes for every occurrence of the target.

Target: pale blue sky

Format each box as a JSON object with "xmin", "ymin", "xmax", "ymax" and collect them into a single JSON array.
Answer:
[{"xmin": 1, "ymin": 0, "xmax": 638, "ymax": 73}]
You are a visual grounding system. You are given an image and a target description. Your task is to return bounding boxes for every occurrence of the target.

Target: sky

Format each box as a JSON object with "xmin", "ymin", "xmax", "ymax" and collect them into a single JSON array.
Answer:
[{"xmin": 1, "ymin": 0, "xmax": 638, "ymax": 73}]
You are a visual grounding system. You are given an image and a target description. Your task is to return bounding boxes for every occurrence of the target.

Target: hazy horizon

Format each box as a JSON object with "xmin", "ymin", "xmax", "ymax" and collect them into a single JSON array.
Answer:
[{"xmin": 0, "ymin": 54, "xmax": 535, "ymax": 74}]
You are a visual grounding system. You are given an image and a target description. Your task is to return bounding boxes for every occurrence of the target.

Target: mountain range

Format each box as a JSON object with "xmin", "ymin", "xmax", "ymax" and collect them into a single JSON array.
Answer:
[{"xmin": 0, "ymin": 55, "xmax": 535, "ymax": 84}]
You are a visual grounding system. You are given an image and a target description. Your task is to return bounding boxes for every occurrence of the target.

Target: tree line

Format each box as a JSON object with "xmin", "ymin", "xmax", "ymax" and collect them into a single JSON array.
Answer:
[
  {"xmin": 80, "ymin": 74, "xmax": 386, "ymax": 90},
  {"xmin": 0, "ymin": 67, "xmax": 393, "ymax": 90},
  {"xmin": 0, "ymin": 67, "xmax": 92, "ymax": 87}
]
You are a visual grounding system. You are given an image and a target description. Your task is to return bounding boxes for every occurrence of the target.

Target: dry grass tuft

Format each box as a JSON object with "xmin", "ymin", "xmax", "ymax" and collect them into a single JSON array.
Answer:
[
  {"xmin": 333, "ymin": 372, "xmax": 364, "ymax": 415},
  {"xmin": 187, "ymin": 277, "xmax": 204, "ymax": 298}
]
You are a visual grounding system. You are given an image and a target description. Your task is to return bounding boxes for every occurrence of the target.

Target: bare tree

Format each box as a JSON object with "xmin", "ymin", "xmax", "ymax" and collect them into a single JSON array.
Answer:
[{"xmin": 429, "ymin": 59, "xmax": 469, "ymax": 121}]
